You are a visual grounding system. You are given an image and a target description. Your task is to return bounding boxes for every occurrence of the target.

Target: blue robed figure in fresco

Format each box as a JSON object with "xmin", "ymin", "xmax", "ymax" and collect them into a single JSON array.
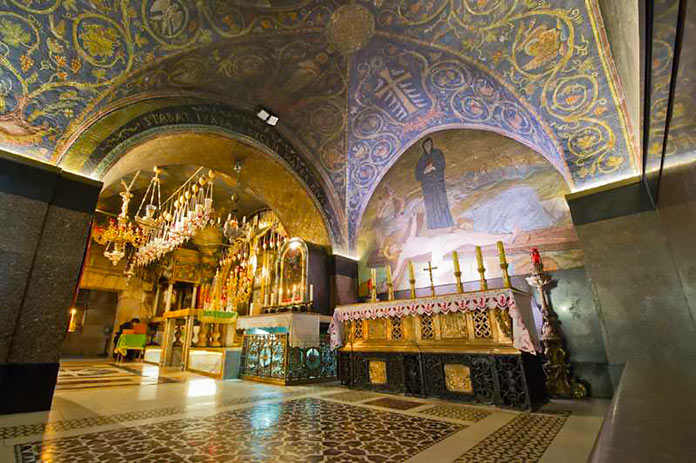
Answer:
[{"xmin": 415, "ymin": 138, "xmax": 454, "ymax": 229}]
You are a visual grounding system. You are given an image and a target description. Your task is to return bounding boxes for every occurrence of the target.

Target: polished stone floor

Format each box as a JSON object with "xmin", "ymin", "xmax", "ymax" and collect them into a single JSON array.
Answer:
[{"xmin": 1, "ymin": 361, "xmax": 608, "ymax": 463}]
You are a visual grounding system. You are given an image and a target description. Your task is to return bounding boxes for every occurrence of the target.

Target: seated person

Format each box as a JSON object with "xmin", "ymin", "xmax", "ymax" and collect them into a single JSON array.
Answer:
[{"xmin": 113, "ymin": 318, "xmax": 141, "ymax": 361}]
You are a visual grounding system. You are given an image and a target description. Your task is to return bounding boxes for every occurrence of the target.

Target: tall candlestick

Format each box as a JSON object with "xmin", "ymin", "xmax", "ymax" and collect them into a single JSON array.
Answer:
[
  {"xmin": 475, "ymin": 246, "xmax": 488, "ymax": 290},
  {"xmin": 497, "ymin": 241, "xmax": 511, "ymax": 288},
  {"xmin": 408, "ymin": 260, "xmax": 416, "ymax": 298},
  {"xmin": 452, "ymin": 251, "xmax": 463, "ymax": 293},
  {"xmin": 386, "ymin": 265, "xmax": 394, "ymax": 301},
  {"xmin": 370, "ymin": 268, "xmax": 377, "ymax": 302}
]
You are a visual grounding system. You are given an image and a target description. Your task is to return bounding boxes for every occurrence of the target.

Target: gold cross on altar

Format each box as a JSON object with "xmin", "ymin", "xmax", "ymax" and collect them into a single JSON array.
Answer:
[{"xmin": 423, "ymin": 261, "xmax": 438, "ymax": 297}]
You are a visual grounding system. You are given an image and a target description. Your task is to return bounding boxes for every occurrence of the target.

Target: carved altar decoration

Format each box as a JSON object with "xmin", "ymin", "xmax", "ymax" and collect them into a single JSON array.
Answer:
[
  {"xmin": 332, "ymin": 242, "xmax": 547, "ymax": 411},
  {"xmin": 526, "ymin": 249, "xmax": 587, "ymax": 399}
]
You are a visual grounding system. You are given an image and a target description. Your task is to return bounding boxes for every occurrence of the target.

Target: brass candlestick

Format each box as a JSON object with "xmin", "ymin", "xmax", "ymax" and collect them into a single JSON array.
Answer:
[
  {"xmin": 452, "ymin": 251, "xmax": 463, "ymax": 293},
  {"xmin": 526, "ymin": 249, "xmax": 586, "ymax": 399},
  {"xmin": 423, "ymin": 261, "xmax": 438, "ymax": 297},
  {"xmin": 497, "ymin": 241, "xmax": 511, "ymax": 288},
  {"xmin": 386, "ymin": 264, "xmax": 395, "ymax": 301},
  {"xmin": 475, "ymin": 246, "xmax": 488, "ymax": 290},
  {"xmin": 408, "ymin": 260, "xmax": 416, "ymax": 298}
]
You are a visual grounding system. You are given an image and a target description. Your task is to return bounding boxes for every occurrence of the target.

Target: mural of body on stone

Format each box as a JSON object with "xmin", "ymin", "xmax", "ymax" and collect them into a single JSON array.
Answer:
[{"xmin": 357, "ymin": 129, "xmax": 583, "ymax": 295}]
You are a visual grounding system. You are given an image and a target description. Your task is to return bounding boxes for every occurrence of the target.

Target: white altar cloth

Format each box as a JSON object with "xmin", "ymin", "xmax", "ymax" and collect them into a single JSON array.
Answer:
[{"xmin": 237, "ymin": 313, "xmax": 332, "ymax": 348}]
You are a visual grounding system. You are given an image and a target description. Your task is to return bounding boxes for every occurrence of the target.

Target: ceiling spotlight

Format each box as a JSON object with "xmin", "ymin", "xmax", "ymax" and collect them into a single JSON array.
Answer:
[
  {"xmin": 256, "ymin": 107, "xmax": 279, "ymax": 126},
  {"xmin": 257, "ymin": 108, "xmax": 270, "ymax": 121}
]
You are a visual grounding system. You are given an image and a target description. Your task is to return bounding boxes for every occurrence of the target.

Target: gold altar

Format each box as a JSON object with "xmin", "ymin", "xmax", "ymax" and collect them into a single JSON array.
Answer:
[
  {"xmin": 342, "ymin": 304, "xmax": 517, "ymax": 355},
  {"xmin": 333, "ymin": 287, "xmax": 546, "ymax": 410}
]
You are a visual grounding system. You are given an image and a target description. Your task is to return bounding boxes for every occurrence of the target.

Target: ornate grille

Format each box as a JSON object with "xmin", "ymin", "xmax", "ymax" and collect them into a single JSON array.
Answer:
[
  {"xmin": 472, "ymin": 310, "xmax": 492, "ymax": 339},
  {"xmin": 354, "ymin": 320, "xmax": 364, "ymax": 339},
  {"xmin": 390, "ymin": 317, "xmax": 403, "ymax": 340},
  {"xmin": 420, "ymin": 315, "xmax": 434, "ymax": 339}
]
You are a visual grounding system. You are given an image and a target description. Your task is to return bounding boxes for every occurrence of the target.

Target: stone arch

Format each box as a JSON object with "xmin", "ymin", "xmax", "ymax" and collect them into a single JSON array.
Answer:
[{"xmin": 60, "ymin": 99, "xmax": 345, "ymax": 250}]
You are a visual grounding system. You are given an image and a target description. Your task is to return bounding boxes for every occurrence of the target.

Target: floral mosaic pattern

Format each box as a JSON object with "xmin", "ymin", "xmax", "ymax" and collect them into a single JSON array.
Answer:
[
  {"xmin": 15, "ymin": 398, "xmax": 462, "ymax": 463},
  {"xmin": 418, "ymin": 404, "xmax": 492, "ymax": 423},
  {"xmin": 453, "ymin": 412, "xmax": 567, "ymax": 463}
]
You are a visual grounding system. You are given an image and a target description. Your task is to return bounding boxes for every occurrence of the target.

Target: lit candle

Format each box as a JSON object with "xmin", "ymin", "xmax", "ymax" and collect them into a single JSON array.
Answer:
[
  {"xmin": 497, "ymin": 241, "xmax": 507, "ymax": 264},
  {"xmin": 475, "ymin": 246, "xmax": 484, "ymax": 269},
  {"xmin": 309, "ymin": 284, "xmax": 314, "ymax": 302},
  {"xmin": 452, "ymin": 251, "xmax": 460, "ymax": 273},
  {"xmin": 408, "ymin": 260, "xmax": 415, "ymax": 281}
]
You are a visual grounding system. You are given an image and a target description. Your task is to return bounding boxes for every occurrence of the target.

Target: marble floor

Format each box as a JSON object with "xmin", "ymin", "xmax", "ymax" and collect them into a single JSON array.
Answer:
[{"xmin": 1, "ymin": 361, "xmax": 608, "ymax": 463}]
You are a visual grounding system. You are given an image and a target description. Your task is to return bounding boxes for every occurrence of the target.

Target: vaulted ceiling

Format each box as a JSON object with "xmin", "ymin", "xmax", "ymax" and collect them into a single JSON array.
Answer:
[{"xmin": 0, "ymin": 0, "xmax": 638, "ymax": 249}]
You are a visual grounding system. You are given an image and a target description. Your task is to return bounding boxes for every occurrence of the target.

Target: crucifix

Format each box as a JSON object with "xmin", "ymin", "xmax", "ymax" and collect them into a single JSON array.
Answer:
[{"xmin": 422, "ymin": 262, "xmax": 438, "ymax": 297}]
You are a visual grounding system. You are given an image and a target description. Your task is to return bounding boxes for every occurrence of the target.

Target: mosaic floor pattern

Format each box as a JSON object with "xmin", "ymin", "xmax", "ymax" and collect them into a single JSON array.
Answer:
[
  {"xmin": 364, "ymin": 397, "xmax": 425, "ymax": 410},
  {"xmin": 15, "ymin": 398, "xmax": 461, "ymax": 463},
  {"xmin": 418, "ymin": 404, "xmax": 492, "ymax": 423},
  {"xmin": 454, "ymin": 413, "xmax": 568, "ymax": 462},
  {"xmin": 0, "ymin": 389, "xmax": 321, "ymax": 440},
  {"xmin": 56, "ymin": 363, "xmax": 180, "ymax": 391}
]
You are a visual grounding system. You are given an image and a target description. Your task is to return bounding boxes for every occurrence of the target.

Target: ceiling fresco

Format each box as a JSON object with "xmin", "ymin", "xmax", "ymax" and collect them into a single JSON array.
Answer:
[{"xmin": 0, "ymin": 0, "xmax": 638, "ymax": 250}]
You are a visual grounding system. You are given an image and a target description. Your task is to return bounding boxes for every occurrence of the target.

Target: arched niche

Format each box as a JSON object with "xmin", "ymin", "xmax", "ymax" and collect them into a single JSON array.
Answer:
[
  {"xmin": 100, "ymin": 131, "xmax": 333, "ymax": 249},
  {"xmin": 356, "ymin": 128, "xmax": 582, "ymax": 294}
]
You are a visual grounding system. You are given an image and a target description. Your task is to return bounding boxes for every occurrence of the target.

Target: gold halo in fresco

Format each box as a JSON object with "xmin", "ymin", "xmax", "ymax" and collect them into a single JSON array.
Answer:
[{"xmin": 326, "ymin": 4, "xmax": 375, "ymax": 54}]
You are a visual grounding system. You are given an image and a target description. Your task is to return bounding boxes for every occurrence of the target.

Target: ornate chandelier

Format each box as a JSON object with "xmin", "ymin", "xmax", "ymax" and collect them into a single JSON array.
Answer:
[
  {"xmin": 134, "ymin": 168, "xmax": 216, "ymax": 267},
  {"xmin": 93, "ymin": 172, "xmax": 143, "ymax": 266}
]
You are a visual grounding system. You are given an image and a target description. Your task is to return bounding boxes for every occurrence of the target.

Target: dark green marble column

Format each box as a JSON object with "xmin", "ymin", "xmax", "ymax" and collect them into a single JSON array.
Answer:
[{"xmin": 0, "ymin": 151, "xmax": 101, "ymax": 415}]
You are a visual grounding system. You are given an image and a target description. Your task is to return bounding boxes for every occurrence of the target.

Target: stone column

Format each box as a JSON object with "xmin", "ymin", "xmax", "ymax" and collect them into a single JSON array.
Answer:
[{"xmin": 0, "ymin": 151, "xmax": 101, "ymax": 414}]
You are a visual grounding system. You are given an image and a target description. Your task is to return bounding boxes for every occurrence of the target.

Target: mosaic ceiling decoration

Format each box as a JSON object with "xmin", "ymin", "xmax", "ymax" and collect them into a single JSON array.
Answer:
[{"xmin": 0, "ymin": 0, "xmax": 637, "ymax": 248}]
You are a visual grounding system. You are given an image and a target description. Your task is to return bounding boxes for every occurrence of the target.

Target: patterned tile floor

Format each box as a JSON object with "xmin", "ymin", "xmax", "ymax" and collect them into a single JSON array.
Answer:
[
  {"xmin": 56, "ymin": 362, "xmax": 184, "ymax": 391},
  {"xmin": 1, "ymin": 360, "xmax": 609, "ymax": 463}
]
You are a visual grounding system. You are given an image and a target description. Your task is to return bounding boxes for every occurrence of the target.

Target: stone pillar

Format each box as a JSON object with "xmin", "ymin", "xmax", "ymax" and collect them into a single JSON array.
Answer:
[
  {"xmin": 567, "ymin": 180, "xmax": 696, "ymax": 375},
  {"xmin": 0, "ymin": 151, "xmax": 101, "ymax": 414},
  {"xmin": 329, "ymin": 255, "xmax": 358, "ymax": 310}
]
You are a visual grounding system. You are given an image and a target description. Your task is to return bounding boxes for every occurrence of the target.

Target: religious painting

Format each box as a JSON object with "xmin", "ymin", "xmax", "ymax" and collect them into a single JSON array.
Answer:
[
  {"xmin": 416, "ymin": 138, "xmax": 454, "ymax": 229},
  {"xmin": 443, "ymin": 364, "xmax": 473, "ymax": 394},
  {"xmin": 277, "ymin": 238, "xmax": 308, "ymax": 304},
  {"xmin": 357, "ymin": 129, "xmax": 584, "ymax": 295}
]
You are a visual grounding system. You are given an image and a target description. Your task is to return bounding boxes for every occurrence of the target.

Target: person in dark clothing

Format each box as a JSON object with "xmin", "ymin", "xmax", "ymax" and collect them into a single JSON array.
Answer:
[
  {"xmin": 113, "ymin": 318, "xmax": 140, "ymax": 360},
  {"xmin": 415, "ymin": 137, "xmax": 454, "ymax": 230}
]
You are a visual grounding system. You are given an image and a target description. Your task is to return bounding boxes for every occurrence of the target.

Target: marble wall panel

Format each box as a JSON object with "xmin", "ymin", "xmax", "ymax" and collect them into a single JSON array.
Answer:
[
  {"xmin": 8, "ymin": 206, "xmax": 93, "ymax": 364},
  {"xmin": 657, "ymin": 162, "xmax": 696, "ymax": 325},
  {"xmin": 0, "ymin": 193, "xmax": 47, "ymax": 363},
  {"xmin": 576, "ymin": 211, "xmax": 696, "ymax": 363}
]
